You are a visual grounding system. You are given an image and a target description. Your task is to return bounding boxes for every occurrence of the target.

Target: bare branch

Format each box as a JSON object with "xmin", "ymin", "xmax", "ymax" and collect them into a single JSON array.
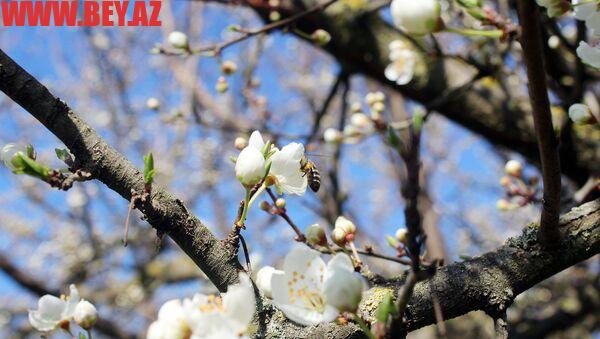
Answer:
[{"xmin": 516, "ymin": 0, "xmax": 562, "ymax": 247}]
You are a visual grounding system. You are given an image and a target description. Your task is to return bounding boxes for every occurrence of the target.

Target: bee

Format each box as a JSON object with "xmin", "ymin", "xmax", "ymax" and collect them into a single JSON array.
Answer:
[{"xmin": 300, "ymin": 155, "xmax": 321, "ymax": 192}]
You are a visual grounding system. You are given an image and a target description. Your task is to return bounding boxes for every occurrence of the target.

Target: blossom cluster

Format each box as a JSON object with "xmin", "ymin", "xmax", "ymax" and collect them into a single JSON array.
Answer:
[
  {"xmin": 28, "ymin": 285, "xmax": 98, "ymax": 335},
  {"xmin": 147, "ymin": 273, "xmax": 255, "ymax": 339}
]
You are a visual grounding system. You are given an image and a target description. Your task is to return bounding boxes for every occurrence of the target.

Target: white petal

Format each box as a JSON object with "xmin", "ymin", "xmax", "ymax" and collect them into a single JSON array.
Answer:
[
  {"xmin": 576, "ymin": 41, "xmax": 600, "ymax": 68},
  {"xmin": 586, "ymin": 13, "xmax": 600, "ymax": 35},
  {"xmin": 248, "ymin": 131, "xmax": 265, "ymax": 151},
  {"xmin": 573, "ymin": 0, "xmax": 596, "ymax": 20},
  {"xmin": 257, "ymin": 266, "xmax": 281, "ymax": 298},
  {"xmin": 222, "ymin": 273, "xmax": 255, "ymax": 331},
  {"xmin": 270, "ymin": 143, "xmax": 307, "ymax": 195},
  {"xmin": 274, "ymin": 303, "xmax": 338, "ymax": 326},
  {"xmin": 62, "ymin": 284, "xmax": 80, "ymax": 319},
  {"xmin": 158, "ymin": 299, "xmax": 185, "ymax": 321},
  {"xmin": 325, "ymin": 253, "xmax": 354, "ymax": 274},
  {"xmin": 323, "ymin": 269, "xmax": 365, "ymax": 312}
]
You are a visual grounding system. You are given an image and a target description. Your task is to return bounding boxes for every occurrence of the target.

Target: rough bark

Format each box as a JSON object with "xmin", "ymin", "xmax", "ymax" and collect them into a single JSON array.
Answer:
[{"xmin": 0, "ymin": 49, "xmax": 240, "ymax": 292}]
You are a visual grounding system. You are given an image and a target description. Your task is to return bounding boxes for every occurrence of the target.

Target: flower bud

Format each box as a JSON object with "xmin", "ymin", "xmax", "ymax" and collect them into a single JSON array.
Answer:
[
  {"xmin": 269, "ymin": 11, "xmax": 281, "ymax": 21},
  {"xmin": 234, "ymin": 137, "xmax": 248, "ymax": 150},
  {"xmin": 167, "ymin": 31, "xmax": 189, "ymax": 49},
  {"xmin": 499, "ymin": 176, "xmax": 511, "ymax": 187},
  {"xmin": 73, "ymin": 300, "xmax": 98, "ymax": 329},
  {"xmin": 235, "ymin": 147, "xmax": 266, "ymax": 187},
  {"xmin": 365, "ymin": 91, "xmax": 385, "ymax": 106},
  {"xmin": 350, "ymin": 113, "xmax": 373, "ymax": 130},
  {"xmin": 307, "ymin": 224, "xmax": 328, "ymax": 247},
  {"xmin": 146, "ymin": 97, "xmax": 160, "ymax": 110},
  {"xmin": 323, "ymin": 128, "xmax": 343, "ymax": 144},
  {"xmin": 568, "ymin": 103, "xmax": 594, "ymax": 124},
  {"xmin": 275, "ymin": 198, "xmax": 286, "ymax": 209},
  {"xmin": 390, "ymin": 0, "xmax": 441, "ymax": 36},
  {"xmin": 0, "ymin": 143, "xmax": 29, "ymax": 171},
  {"xmin": 504, "ymin": 160, "xmax": 522, "ymax": 177},
  {"xmin": 395, "ymin": 228, "xmax": 408, "ymax": 245},
  {"xmin": 311, "ymin": 29, "xmax": 331, "ymax": 46},
  {"xmin": 216, "ymin": 77, "xmax": 229, "ymax": 93},
  {"xmin": 221, "ymin": 60, "xmax": 238, "ymax": 75},
  {"xmin": 496, "ymin": 199, "xmax": 512, "ymax": 211},
  {"xmin": 351, "ymin": 102, "xmax": 363, "ymax": 113},
  {"xmin": 335, "ymin": 216, "xmax": 356, "ymax": 235},
  {"xmin": 331, "ymin": 228, "xmax": 348, "ymax": 247},
  {"xmin": 371, "ymin": 101, "xmax": 385, "ymax": 113}
]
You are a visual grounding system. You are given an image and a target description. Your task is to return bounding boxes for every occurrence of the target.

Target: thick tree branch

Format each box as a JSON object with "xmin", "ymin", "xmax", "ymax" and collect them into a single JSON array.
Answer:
[
  {"xmin": 517, "ymin": 0, "xmax": 562, "ymax": 246},
  {"xmin": 0, "ymin": 49, "xmax": 240, "ymax": 292}
]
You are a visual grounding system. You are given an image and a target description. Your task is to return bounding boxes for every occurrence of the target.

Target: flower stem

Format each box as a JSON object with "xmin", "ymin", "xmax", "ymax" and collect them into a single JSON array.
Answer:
[
  {"xmin": 349, "ymin": 240, "xmax": 363, "ymax": 266},
  {"xmin": 239, "ymin": 184, "xmax": 267, "ymax": 227},
  {"xmin": 238, "ymin": 188, "xmax": 252, "ymax": 227},
  {"xmin": 445, "ymin": 26, "xmax": 503, "ymax": 38},
  {"xmin": 87, "ymin": 329, "xmax": 93, "ymax": 339}
]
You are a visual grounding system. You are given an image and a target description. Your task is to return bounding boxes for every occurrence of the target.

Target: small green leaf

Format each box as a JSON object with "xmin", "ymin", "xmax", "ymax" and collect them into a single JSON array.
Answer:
[
  {"xmin": 412, "ymin": 110, "xmax": 425, "ymax": 132},
  {"xmin": 261, "ymin": 140, "xmax": 272, "ymax": 157},
  {"xmin": 143, "ymin": 152, "xmax": 155, "ymax": 185},
  {"xmin": 375, "ymin": 291, "xmax": 398, "ymax": 324},
  {"xmin": 457, "ymin": 0, "xmax": 482, "ymax": 8},
  {"xmin": 466, "ymin": 8, "xmax": 487, "ymax": 20},
  {"xmin": 78, "ymin": 332, "xmax": 87, "ymax": 339},
  {"xmin": 55, "ymin": 148, "xmax": 71, "ymax": 162},
  {"xmin": 387, "ymin": 126, "xmax": 402, "ymax": 149},
  {"xmin": 386, "ymin": 235, "xmax": 398, "ymax": 248}
]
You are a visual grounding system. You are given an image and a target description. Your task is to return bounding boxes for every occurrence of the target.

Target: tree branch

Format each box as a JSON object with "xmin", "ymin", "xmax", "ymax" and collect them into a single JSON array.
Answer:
[
  {"xmin": 516, "ymin": 0, "xmax": 562, "ymax": 246},
  {"xmin": 0, "ymin": 49, "xmax": 240, "ymax": 292}
]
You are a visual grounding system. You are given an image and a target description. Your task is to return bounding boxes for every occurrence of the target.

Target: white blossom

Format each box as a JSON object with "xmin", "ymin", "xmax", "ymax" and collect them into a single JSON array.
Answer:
[
  {"xmin": 385, "ymin": 40, "xmax": 417, "ymax": 85},
  {"xmin": 147, "ymin": 273, "xmax": 255, "ymax": 339},
  {"xmin": 147, "ymin": 299, "xmax": 191, "ymax": 339},
  {"xmin": 168, "ymin": 31, "xmax": 189, "ymax": 49},
  {"xmin": 323, "ymin": 128, "xmax": 343, "ymax": 144},
  {"xmin": 269, "ymin": 142, "xmax": 308, "ymax": 195},
  {"xmin": 390, "ymin": 0, "xmax": 441, "ymax": 35},
  {"xmin": 270, "ymin": 245, "xmax": 364, "ymax": 326},
  {"xmin": 576, "ymin": 41, "xmax": 600, "ymax": 68},
  {"xmin": 0, "ymin": 143, "xmax": 28, "ymax": 171},
  {"xmin": 28, "ymin": 285, "xmax": 80, "ymax": 332},
  {"xmin": 568, "ymin": 103, "xmax": 593, "ymax": 123},
  {"xmin": 73, "ymin": 300, "xmax": 98, "ymax": 329}
]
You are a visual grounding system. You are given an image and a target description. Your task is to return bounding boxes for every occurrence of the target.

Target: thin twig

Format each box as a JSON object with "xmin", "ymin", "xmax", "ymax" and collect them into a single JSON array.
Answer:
[
  {"xmin": 161, "ymin": 0, "xmax": 339, "ymax": 56},
  {"xmin": 264, "ymin": 187, "xmax": 410, "ymax": 264},
  {"xmin": 517, "ymin": 0, "xmax": 562, "ymax": 247}
]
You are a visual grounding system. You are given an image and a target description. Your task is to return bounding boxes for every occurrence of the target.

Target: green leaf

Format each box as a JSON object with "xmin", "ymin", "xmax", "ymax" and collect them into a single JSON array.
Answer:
[
  {"xmin": 412, "ymin": 110, "xmax": 425, "ymax": 132},
  {"xmin": 55, "ymin": 148, "xmax": 72, "ymax": 162},
  {"xmin": 143, "ymin": 152, "xmax": 155, "ymax": 185},
  {"xmin": 387, "ymin": 126, "xmax": 402, "ymax": 149},
  {"xmin": 466, "ymin": 8, "xmax": 487, "ymax": 20},
  {"xmin": 375, "ymin": 291, "xmax": 398, "ymax": 324},
  {"xmin": 78, "ymin": 332, "xmax": 86, "ymax": 339},
  {"xmin": 386, "ymin": 235, "xmax": 398, "ymax": 248}
]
